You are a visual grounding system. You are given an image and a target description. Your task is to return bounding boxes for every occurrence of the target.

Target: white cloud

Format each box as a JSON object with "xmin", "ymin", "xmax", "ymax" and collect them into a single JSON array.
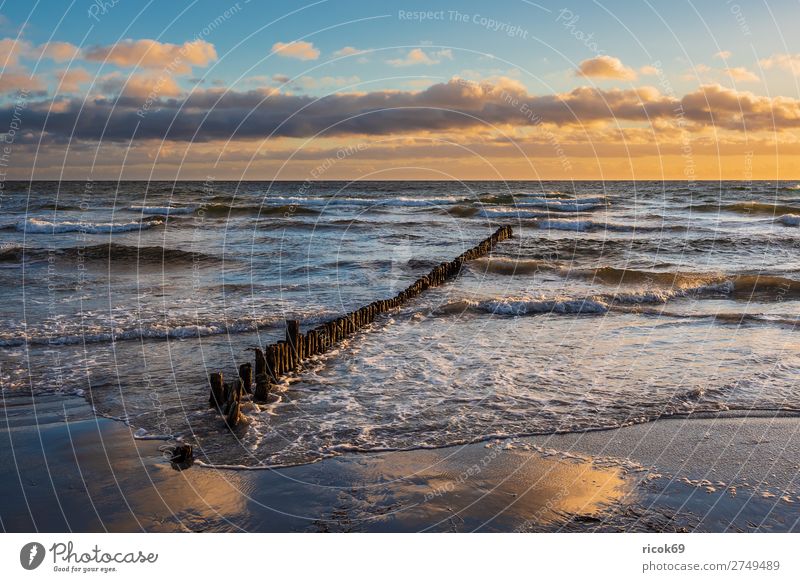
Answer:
[
  {"xmin": 725, "ymin": 67, "xmax": 759, "ymax": 83},
  {"xmin": 387, "ymin": 48, "xmax": 453, "ymax": 67},
  {"xmin": 272, "ymin": 41, "xmax": 320, "ymax": 61},
  {"xmin": 759, "ymin": 53, "xmax": 800, "ymax": 75}
]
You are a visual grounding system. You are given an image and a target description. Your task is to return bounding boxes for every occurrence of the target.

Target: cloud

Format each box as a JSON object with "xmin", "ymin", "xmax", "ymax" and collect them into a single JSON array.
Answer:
[
  {"xmin": 680, "ymin": 83, "xmax": 800, "ymax": 130},
  {"xmin": 0, "ymin": 67, "xmax": 46, "ymax": 94},
  {"xmin": 576, "ymin": 56, "xmax": 637, "ymax": 80},
  {"xmin": 724, "ymin": 67, "xmax": 759, "ymax": 83},
  {"xmin": 1, "ymin": 38, "xmax": 81, "ymax": 66},
  {"xmin": 292, "ymin": 75, "xmax": 361, "ymax": 90},
  {"xmin": 0, "ymin": 38, "xmax": 31, "ymax": 66},
  {"xmin": 639, "ymin": 65, "xmax": 660, "ymax": 76},
  {"xmin": 84, "ymin": 39, "xmax": 217, "ymax": 73},
  {"xmin": 334, "ymin": 46, "xmax": 364, "ymax": 57},
  {"xmin": 98, "ymin": 72, "xmax": 183, "ymax": 99},
  {"xmin": 759, "ymin": 53, "xmax": 800, "ymax": 75},
  {"xmin": 55, "ymin": 68, "xmax": 91, "ymax": 93},
  {"xmin": 387, "ymin": 48, "xmax": 453, "ymax": 67},
  {"xmin": 5, "ymin": 78, "xmax": 799, "ymax": 145},
  {"xmin": 272, "ymin": 41, "xmax": 319, "ymax": 61},
  {"xmin": 714, "ymin": 50, "xmax": 732, "ymax": 60},
  {"xmin": 36, "ymin": 41, "xmax": 80, "ymax": 62}
]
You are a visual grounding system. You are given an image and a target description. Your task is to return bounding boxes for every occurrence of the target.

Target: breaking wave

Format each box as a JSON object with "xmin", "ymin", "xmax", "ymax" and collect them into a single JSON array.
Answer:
[{"xmin": 18, "ymin": 217, "xmax": 163, "ymax": 234}]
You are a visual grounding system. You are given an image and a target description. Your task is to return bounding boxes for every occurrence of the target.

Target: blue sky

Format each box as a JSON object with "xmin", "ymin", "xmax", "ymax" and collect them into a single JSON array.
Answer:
[{"xmin": 5, "ymin": 0, "xmax": 799, "ymax": 95}]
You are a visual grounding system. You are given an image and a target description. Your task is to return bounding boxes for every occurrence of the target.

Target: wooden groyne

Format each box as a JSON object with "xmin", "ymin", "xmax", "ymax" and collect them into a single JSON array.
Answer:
[{"xmin": 208, "ymin": 225, "xmax": 513, "ymax": 428}]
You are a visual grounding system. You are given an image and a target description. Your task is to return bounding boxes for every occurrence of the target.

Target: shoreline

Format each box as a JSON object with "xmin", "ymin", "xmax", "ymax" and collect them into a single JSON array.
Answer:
[{"xmin": 1, "ymin": 393, "xmax": 797, "ymax": 532}]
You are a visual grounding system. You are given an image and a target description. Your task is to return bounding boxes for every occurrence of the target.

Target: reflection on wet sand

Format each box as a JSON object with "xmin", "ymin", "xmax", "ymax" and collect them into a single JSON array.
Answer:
[
  {"xmin": 308, "ymin": 444, "xmax": 633, "ymax": 532},
  {"xmin": 0, "ymin": 395, "xmax": 633, "ymax": 532}
]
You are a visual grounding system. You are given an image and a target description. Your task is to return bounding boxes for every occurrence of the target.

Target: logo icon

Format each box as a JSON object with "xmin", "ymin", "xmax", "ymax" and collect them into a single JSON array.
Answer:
[{"xmin": 20, "ymin": 542, "xmax": 46, "ymax": 570}]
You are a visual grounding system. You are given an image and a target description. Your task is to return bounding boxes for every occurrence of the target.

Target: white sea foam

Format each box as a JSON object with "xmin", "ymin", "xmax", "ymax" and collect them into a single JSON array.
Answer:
[
  {"xmin": 264, "ymin": 195, "xmax": 464, "ymax": 208},
  {"xmin": 535, "ymin": 219, "xmax": 597, "ymax": 231},
  {"xmin": 476, "ymin": 298, "xmax": 610, "ymax": 316},
  {"xmin": 514, "ymin": 196, "xmax": 607, "ymax": 212},
  {"xmin": 436, "ymin": 280, "xmax": 740, "ymax": 318},
  {"xmin": 478, "ymin": 208, "xmax": 549, "ymax": 220},
  {"xmin": 0, "ymin": 314, "xmax": 285, "ymax": 347},
  {"xmin": 19, "ymin": 217, "xmax": 163, "ymax": 233}
]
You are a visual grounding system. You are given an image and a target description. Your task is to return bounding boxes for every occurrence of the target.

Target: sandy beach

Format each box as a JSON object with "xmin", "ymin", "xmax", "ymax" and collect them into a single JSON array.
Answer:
[{"xmin": 2, "ymin": 391, "xmax": 796, "ymax": 533}]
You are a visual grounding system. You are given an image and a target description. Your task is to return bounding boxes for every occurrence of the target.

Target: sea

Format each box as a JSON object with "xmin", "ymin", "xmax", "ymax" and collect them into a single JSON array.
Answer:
[{"xmin": 1, "ymin": 180, "xmax": 799, "ymax": 467}]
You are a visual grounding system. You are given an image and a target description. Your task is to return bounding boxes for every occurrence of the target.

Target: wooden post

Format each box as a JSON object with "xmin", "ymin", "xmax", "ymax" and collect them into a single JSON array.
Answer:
[
  {"xmin": 286, "ymin": 319, "xmax": 299, "ymax": 347},
  {"xmin": 239, "ymin": 362, "xmax": 252, "ymax": 394},
  {"xmin": 265, "ymin": 345, "xmax": 277, "ymax": 382},
  {"xmin": 209, "ymin": 372, "xmax": 224, "ymax": 410},
  {"xmin": 224, "ymin": 378, "xmax": 243, "ymax": 428},
  {"xmin": 253, "ymin": 348, "xmax": 269, "ymax": 401}
]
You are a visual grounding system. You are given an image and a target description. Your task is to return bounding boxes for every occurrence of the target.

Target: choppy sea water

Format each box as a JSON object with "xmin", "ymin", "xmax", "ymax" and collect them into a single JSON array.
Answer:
[{"xmin": 1, "ymin": 180, "xmax": 799, "ymax": 467}]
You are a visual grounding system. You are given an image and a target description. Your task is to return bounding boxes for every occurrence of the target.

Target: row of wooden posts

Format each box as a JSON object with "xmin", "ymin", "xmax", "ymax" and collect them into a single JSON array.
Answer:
[{"xmin": 208, "ymin": 225, "xmax": 513, "ymax": 429}]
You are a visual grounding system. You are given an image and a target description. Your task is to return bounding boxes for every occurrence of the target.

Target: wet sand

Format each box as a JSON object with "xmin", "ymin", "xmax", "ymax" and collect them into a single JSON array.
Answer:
[{"xmin": 1, "ymin": 392, "xmax": 798, "ymax": 532}]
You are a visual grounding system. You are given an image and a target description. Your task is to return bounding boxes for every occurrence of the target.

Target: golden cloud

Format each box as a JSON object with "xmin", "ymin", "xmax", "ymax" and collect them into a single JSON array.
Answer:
[
  {"xmin": 55, "ymin": 68, "xmax": 91, "ymax": 93},
  {"xmin": 0, "ymin": 67, "xmax": 46, "ymax": 94},
  {"xmin": 576, "ymin": 56, "xmax": 637, "ymax": 80},
  {"xmin": 98, "ymin": 71, "xmax": 183, "ymax": 99},
  {"xmin": 272, "ymin": 41, "xmax": 320, "ymax": 61},
  {"xmin": 759, "ymin": 53, "xmax": 800, "ymax": 75},
  {"xmin": 724, "ymin": 67, "xmax": 760, "ymax": 83},
  {"xmin": 84, "ymin": 39, "xmax": 217, "ymax": 74},
  {"xmin": 387, "ymin": 48, "xmax": 453, "ymax": 67}
]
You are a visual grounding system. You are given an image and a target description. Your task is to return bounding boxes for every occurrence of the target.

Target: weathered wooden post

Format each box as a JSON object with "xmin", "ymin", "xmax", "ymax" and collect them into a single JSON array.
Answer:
[
  {"xmin": 254, "ymin": 348, "xmax": 270, "ymax": 401},
  {"xmin": 209, "ymin": 372, "xmax": 224, "ymax": 410},
  {"xmin": 224, "ymin": 378, "xmax": 243, "ymax": 428},
  {"xmin": 239, "ymin": 362, "xmax": 252, "ymax": 394}
]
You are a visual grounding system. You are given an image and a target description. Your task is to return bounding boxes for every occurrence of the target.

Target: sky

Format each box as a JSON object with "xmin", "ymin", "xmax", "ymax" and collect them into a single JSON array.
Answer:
[{"xmin": 1, "ymin": 0, "xmax": 799, "ymax": 180}]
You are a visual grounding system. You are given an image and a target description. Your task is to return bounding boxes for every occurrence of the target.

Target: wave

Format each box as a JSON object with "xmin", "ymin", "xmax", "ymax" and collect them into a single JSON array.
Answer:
[
  {"xmin": 202, "ymin": 203, "xmax": 319, "ymax": 218},
  {"xmin": 471, "ymin": 257, "xmax": 548, "ymax": 275},
  {"xmin": 130, "ymin": 205, "xmax": 195, "ymax": 215},
  {"xmin": 633, "ymin": 307, "xmax": 799, "ymax": 329},
  {"xmin": 479, "ymin": 191, "xmax": 573, "ymax": 205},
  {"xmin": 513, "ymin": 196, "xmax": 608, "ymax": 212},
  {"xmin": 478, "ymin": 208, "xmax": 550, "ymax": 220},
  {"xmin": 77, "ymin": 243, "xmax": 220, "ymax": 264},
  {"xmin": 731, "ymin": 274, "xmax": 800, "ymax": 297},
  {"xmin": 472, "ymin": 259, "xmax": 800, "ymax": 298},
  {"xmin": 445, "ymin": 205, "xmax": 480, "ymax": 217},
  {"xmin": 18, "ymin": 217, "xmax": 163, "ymax": 234},
  {"xmin": 690, "ymin": 201, "xmax": 800, "ymax": 216},
  {"xmin": 532, "ymin": 218, "xmax": 686, "ymax": 233},
  {"xmin": 0, "ymin": 314, "xmax": 285, "ymax": 347},
  {"xmin": 434, "ymin": 274, "xmax": 800, "ymax": 318},
  {"xmin": 0, "ymin": 243, "xmax": 221, "ymax": 264},
  {"xmin": 0, "ymin": 243, "xmax": 24, "ymax": 262},
  {"xmin": 585, "ymin": 266, "xmax": 724, "ymax": 289},
  {"xmin": 433, "ymin": 291, "xmax": 685, "ymax": 318},
  {"xmin": 443, "ymin": 297, "xmax": 610, "ymax": 316},
  {"xmin": 261, "ymin": 195, "xmax": 466, "ymax": 209}
]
